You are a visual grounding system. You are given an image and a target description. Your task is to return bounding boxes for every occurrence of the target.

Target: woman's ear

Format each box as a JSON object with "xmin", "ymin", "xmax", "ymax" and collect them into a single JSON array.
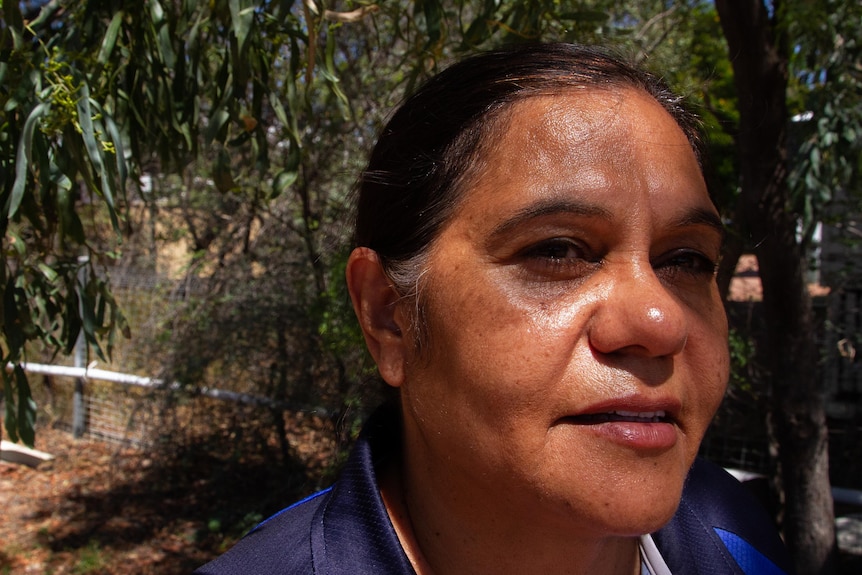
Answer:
[{"xmin": 346, "ymin": 247, "xmax": 409, "ymax": 388}]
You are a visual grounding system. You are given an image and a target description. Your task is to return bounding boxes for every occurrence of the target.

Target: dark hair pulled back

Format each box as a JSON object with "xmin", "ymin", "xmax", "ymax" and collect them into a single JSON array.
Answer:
[{"xmin": 354, "ymin": 43, "xmax": 706, "ymax": 295}]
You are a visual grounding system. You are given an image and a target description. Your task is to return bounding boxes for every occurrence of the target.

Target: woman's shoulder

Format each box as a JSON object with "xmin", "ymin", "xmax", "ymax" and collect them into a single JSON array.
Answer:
[
  {"xmin": 654, "ymin": 458, "xmax": 795, "ymax": 575},
  {"xmin": 194, "ymin": 407, "xmax": 413, "ymax": 575},
  {"xmin": 193, "ymin": 488, "xmax": 331, "ymax": 575}
]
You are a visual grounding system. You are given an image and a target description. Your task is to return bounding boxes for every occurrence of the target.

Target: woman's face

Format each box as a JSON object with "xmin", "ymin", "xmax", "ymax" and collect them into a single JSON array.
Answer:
[{"xmin": 393, "ymin": 88, "xmax": 729, "ymax": 538}]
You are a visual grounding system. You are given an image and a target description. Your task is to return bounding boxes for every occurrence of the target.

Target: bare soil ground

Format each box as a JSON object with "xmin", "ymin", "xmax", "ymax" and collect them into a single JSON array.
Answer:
[{"xmin": 0, "ymin": 405, "xmax": 337, "ymax": 575}]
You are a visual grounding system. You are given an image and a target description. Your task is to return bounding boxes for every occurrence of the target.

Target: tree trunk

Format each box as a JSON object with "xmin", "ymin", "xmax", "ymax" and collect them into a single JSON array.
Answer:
[
  {"xmin": 714, "ymin": 1, "xmax": 836, "ymax": 573},
  {"xmin": 717, "ymin": 226, "xmax": 745, "ymax": 302}
]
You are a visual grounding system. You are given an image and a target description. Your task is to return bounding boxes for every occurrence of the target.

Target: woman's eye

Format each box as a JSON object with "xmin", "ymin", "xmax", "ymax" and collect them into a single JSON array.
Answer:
[
  {"xmin": 523, "ymin": 238, "xmax": 588, "ymax": 261},
  {"xmin": 517, "ymin": 238, "xmax": 596, "ymax": 279},
  {"xmin": 654, "ymin": 250, "xmax": 718, "ymax": 278},
  {"xmin": 527, "ymin": 239, "xmax": 580, "ymax": 259}
]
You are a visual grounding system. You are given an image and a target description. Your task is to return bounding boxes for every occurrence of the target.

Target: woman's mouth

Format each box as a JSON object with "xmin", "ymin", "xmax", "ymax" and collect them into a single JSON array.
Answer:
[
  {"xmin": 566, "ymin": 410, "xmax": 670, "ymax": 424},
  {"xmin": 558, "ymin": 409, "xmax": 679, "ymax": 450}
]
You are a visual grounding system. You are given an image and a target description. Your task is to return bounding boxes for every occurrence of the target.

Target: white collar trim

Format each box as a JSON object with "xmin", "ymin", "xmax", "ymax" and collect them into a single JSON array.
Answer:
[{"xmin": 640, "ymin": 534, "xmax": 673, "ymax": 575}]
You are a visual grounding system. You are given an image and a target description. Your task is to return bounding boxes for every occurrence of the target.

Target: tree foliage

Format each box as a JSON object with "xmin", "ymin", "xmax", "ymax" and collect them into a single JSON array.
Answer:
[
  {"xmin": 2, "ymin": 0, "xmax": 684, "ymax": 444},
  {"xmin": 786, "ymin": 0, "xmax": 862, "ymax": 244},
  {"xmin": 2, "ymin": 0, "xmax": 131, "ymax": 444}
]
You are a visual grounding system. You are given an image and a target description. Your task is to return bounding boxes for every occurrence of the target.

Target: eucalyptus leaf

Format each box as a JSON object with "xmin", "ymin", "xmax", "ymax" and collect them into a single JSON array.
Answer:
[
  {"xmin": 104, "ymin": 114, "xmax": 129, "ymax": 190},
  {"xmin": 37, "ymin": 263, "xmax": 59, "ymax": 283},
  {"xmin": 8, "ymin": 102, "xmax": 50, "ymax": 219},
  {"xmin": 14, "ymin": 365, "xmax": 36, "ymax": 447},
  {"xmin": 97, "ymin": 11, "xmax": 125, "ymax": 66},
  {"xmin": 206, "ymin": 108, "xmax": 232, "ymax": 145},
  {"xmin": 272, "ymin": 168, "xmax": 298, "ymax": 199},
  {"xmin": 3, "ymin": 372, "xmax": 19, "ymax": 443},
  {"xmin": 230, "ymin": 0, "xmax": 256, "ymax": 57},
  {"xmin": 149, "ymin": 0, "xmax": 177, "ymax": 69}
]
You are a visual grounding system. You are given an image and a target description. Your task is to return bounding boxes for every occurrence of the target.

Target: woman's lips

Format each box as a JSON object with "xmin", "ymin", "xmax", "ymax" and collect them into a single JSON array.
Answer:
[
  {"xmin": 559, "ymin": 408, "xmax": 679, "ymax": 450},
  {"xmin": 567, "ymin": 410, "xmax": 670, "ymax": 424}
]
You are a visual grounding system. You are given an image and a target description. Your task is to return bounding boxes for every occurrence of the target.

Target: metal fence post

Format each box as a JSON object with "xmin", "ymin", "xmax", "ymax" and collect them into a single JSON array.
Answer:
[
  {"xmin": 72, "ymin": 256, "xmax": 88, "ymax": 438},
  {"xmin": 72, "ymin": 377, "xmax": 85, "ymax": 438}
]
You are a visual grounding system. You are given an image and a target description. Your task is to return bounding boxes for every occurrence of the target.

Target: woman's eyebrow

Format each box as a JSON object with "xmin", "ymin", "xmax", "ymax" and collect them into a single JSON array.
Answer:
[
  {"xmin": 669, "ymin": 207, "xmax": 725, "ymax": 238},
  {"xmin": 488, "ymin": 199, "xmax": 613, "ymax": 239}
]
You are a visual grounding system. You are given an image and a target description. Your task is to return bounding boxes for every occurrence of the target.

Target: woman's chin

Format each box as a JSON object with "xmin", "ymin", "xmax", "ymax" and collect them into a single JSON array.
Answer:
[
  {"xmin": 576, "ymin": 503, "xmax": 681, "ymax": 539},
  {"xmin": 545, "ymin": 474, "xmax": 687, "ymax": 538}
]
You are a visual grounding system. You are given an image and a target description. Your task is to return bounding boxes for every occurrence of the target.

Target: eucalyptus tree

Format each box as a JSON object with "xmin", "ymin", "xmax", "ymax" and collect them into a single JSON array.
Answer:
[{"xmin": 714, "ymin": 1, "xmax": 862, "ymax": 573}]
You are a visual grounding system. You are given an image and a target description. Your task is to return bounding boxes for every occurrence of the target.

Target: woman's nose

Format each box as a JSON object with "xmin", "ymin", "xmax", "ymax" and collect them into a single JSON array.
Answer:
[{"xmin": 587, "ymin": 263, "xmax": 688, "ymax": 358}]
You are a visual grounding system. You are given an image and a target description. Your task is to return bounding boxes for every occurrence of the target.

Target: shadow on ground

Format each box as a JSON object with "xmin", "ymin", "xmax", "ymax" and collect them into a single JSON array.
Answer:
[{"xmin": 6, "ymin": 401, "xmax": 339, "ymax": 575}]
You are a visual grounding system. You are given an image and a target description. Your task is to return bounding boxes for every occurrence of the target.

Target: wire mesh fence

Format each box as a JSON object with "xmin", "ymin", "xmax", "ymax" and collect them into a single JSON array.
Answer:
[
  {"xmin": 699, "ymin": 434, "xmax": 771, "ymax": 475},
  {"xmin": 22, "ymin": 267, "xmax": 194, "ymax": 448},
  {"xmin": 34, "ymin": 371, "xmax": 160, "ymax": 448},
  {"xmin": 79, "ymin": 393, "xmax": 153, "ymax": 447}
]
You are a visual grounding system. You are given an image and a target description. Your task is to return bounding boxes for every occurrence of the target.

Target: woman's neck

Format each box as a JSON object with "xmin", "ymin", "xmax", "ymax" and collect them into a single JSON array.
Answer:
[{"xmin": 379, "ymin": 460, "xmax": 642, "ymax": 575}]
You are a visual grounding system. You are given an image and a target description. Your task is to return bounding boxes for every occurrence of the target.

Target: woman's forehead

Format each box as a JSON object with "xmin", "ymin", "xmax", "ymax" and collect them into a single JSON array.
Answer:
[
  {"xmin": 466, "ymin": 88, "xmax": 680, "ymax": 178},
  {"xmin": 506, "ymin": 87, "xmax": 677, "ymax": 142},
  {"xmin": 458, "ymin": 88, "xmax": 703, "ymax": 201}
]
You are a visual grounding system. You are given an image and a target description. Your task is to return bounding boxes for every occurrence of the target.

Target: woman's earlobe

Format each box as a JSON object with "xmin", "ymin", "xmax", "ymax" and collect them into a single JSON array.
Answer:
[{"xmin": 345, "ymin": 248, "xmax": 407, "ymax": 387}]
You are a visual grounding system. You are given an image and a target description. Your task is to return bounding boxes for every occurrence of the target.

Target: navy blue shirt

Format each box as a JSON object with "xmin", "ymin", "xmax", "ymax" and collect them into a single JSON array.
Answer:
[{"xmin": 196, "ymin": 409, "xmax": 793, "ymax": 574}]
